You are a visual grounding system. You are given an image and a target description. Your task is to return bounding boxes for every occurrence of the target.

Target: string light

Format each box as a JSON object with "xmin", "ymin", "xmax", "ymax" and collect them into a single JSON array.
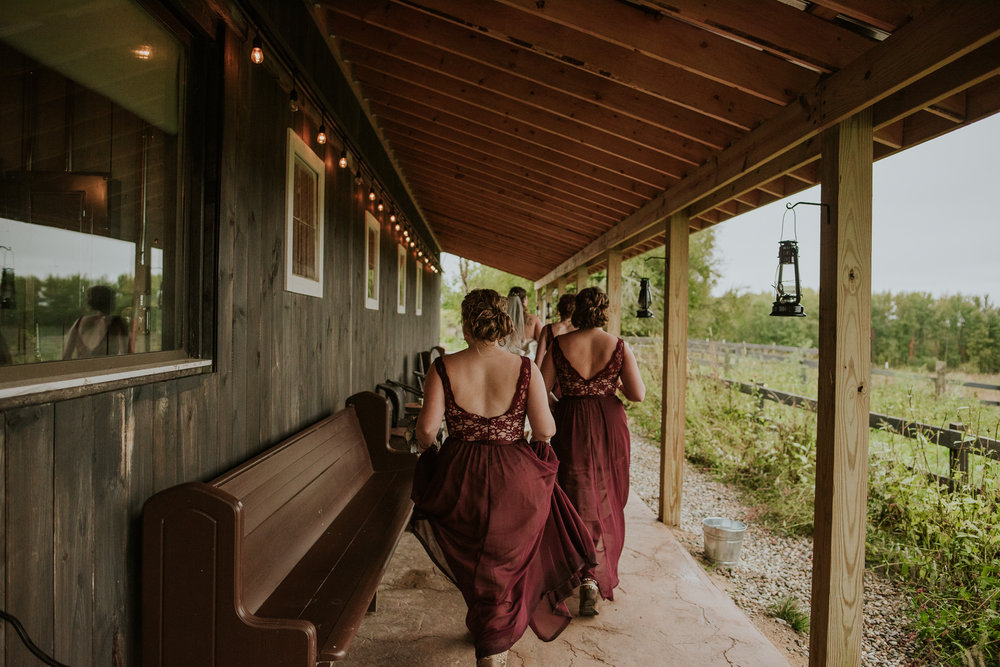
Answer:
[
  {"xmin": 317, "ymin": 123, "xmax": 327, "ymax": 144},
  {"xmin": 339, "ymin": 151, "xmax": 348, "ymax": 168},
  {"xmin": 377, "ymin": 199, "xmax": 384, "ymax": 212},
  {"xmin": 355, "ymin": 168, "xmax": 362, "ymax": 184},
  {"xmin": 368, "ymin": 187, "xmax": 376, "ymax": 201},
  {"xmin": 389, "ymin": 212, "xmax": 396, "ymax": 223},
  {"xmin": 394, "ymin": 223, "xmax": 400, "ymax": 231},
  {"xmin": 289, "ymin": 89, "xmax": 299, "ymax": 113},
  {"xmin": 250, "ymin": 36, "xmax": 264, "ymax": 64}
]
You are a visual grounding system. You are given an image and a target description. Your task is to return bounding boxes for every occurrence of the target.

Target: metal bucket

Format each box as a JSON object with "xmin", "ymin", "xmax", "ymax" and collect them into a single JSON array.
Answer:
[{"xmin": 702, "ymin": 517, "xmax": 747, "ymax": 566}]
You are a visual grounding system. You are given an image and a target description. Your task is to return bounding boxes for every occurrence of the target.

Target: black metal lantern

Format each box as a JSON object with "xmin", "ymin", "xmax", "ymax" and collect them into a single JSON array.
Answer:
[
  {"xmin": 770, "ymin": 208, "xmax": 805, "ymax": 317},
  {"xmin": 636, "ymin": 277, "xmax": 654, "ymax": 318}
]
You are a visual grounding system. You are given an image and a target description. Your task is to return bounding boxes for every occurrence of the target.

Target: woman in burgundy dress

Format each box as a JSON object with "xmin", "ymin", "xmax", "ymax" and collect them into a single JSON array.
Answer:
[
  {"xmin": 540, "ymin": 286, "xmax": 645, "ymax": 616},
  {"xmin": 412, "ymin": 289, "xmax": 596, "ymax": 666},
  {"xmin": 534, "ymin": 292, "xmax": 577, "ymax": 369}
]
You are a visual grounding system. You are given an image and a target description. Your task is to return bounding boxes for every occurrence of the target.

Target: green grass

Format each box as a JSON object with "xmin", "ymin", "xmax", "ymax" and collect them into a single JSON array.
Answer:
[
  {"xmin": 767, "ymin": 596, "xmax": 810, "ymax": 634},
  {"xmin": 625, "ymin": 341, "xmax": 1000, "ymax": 664}
]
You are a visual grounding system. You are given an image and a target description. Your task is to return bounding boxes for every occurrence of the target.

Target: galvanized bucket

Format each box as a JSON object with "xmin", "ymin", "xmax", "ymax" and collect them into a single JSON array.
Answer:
[{"xmin": 702, "ymin": 517, "xmax": 747, "ymax": 566}]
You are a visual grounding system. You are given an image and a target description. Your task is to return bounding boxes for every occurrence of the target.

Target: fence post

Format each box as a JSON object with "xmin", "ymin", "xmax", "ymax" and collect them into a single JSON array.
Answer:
[
  {"xmin": 934, "ymin": 361, "xmax": 947, "ymax": 397},
  {"xmin": 948, "ymin": 422, "xmax": 969, "ymax": 486}
]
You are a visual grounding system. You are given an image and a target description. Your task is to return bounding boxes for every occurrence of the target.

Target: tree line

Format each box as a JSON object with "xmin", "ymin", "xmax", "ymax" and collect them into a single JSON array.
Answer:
[{"xmin": 440, "ymin": 232, "xmax": 999, "ymax": 374}]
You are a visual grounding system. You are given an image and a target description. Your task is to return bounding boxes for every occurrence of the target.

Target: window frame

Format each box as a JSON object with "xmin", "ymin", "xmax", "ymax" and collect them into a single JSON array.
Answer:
[
  {"xmin": 0, "ymin": 0, "xmax": 217, "ymax": 407},
  {"xmin": 396, "ymin": 244, "xmax": 406, "ymax": 315},
  {"xmin": 364, "ymin": 211, "xmax": 380, "ymax": 310},
  {"xmin": 415, "ymin": 260, "xmax": 423, "ymax": 316},
  {"xmin": 284, "ymin": 128, "xmax": 325, "ymax": 298}
]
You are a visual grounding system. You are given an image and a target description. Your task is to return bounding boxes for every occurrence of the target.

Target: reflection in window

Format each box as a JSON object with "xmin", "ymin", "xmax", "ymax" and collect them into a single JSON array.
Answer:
[{"xmin": 0, "ymin": 0, "xmax": 184, "ymax": 366}]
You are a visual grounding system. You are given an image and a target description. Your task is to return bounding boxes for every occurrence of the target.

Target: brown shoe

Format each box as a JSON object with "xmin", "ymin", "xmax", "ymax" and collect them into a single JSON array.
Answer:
[
  {"xmin": 477, "ymin": 650, "xmax": 508, "ymax": 666},
  {"xmin": 579, "ymin": 579, "xmax": 600, "ymax": 616}
]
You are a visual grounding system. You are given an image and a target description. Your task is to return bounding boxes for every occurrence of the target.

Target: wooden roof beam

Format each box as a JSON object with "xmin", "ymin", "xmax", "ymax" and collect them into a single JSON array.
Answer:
[
  {"xmin": 342, "ymin": 52, "xmax": 684, "ymax": 186},
  {"xmin": 393, "ymin": 0, "xmax": 781, "ymax": 130},
  {"xmin": 360, "ymin": 83, "xmax": 667, "ymax": 199},
  {"xmin": 631, "ymin": 0, "xmax": 876, "ymax": 72},
  {"xmin": 489, "ymin": 0, "xmax": 819, "ymax": 104},
  {"xmin": 533, "ymin": 3, "xmax": 1000, "ymax": 287},
  {"xmin": 325, "ymin": 1, "xmax": 735, "ymax": 154},
  {"xmin": 335, "ymin": 41, "xmax": 709, "ymax": 176},
  {"xmin": 377, "ymin": 120, "xmax": 656, "ymax": 205}
]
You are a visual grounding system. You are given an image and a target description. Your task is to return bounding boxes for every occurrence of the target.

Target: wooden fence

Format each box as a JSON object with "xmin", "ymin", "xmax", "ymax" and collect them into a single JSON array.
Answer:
[{"xmin": 720, "ymin": 378, "xmax": 1000, "ymax": 492}]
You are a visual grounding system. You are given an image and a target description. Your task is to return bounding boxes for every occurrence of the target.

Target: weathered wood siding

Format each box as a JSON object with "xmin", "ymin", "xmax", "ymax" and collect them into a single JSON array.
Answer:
[{"xmin": 0, "ymin": 8, "xmax": 440, "ymax": 666}]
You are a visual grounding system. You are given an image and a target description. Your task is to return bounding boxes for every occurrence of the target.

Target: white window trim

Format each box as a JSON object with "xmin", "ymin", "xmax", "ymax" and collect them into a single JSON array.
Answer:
[
  {"xmin": 364, "ymin": 210, "xmax": 380, "ymax": 310},
  {"xmin": 284, "ymin": 128, "xmax": 325, "ymax": 298},
  {"xmin": 415, "ymin": 260, "xmax": 423, "ymax": 316},
  {"xmin": 397, "ymin": 245, "xmax": 407, "ymax": 314}
]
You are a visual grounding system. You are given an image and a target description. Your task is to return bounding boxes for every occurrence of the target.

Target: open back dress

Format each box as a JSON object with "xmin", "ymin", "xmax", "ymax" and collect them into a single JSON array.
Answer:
[
  {"xmin": 549, "ymin": 336, "xmax": 630, "ymax": 600},
  {"xmin": 411, "ymin": 356, "xmax": 596, "ymax": 659}
]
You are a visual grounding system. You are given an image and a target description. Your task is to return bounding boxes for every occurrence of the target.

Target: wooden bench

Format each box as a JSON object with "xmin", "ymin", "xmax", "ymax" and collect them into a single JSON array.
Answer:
[{"xmin": 141, "ymin": 391, "xmax": 416, "ymax": 666}]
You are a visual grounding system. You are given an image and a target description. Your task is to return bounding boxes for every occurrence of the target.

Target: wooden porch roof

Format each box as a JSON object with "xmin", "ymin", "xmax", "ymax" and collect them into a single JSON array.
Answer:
[{"xmin": 310, "ymin": 1, "xmax": 1000, "ymax": 281}]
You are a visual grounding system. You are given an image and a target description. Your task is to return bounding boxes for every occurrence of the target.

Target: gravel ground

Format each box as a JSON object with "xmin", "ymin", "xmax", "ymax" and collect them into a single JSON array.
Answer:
[{"xmin": 628, "ymin": 433, "xmax": 918, "ymax": 667}]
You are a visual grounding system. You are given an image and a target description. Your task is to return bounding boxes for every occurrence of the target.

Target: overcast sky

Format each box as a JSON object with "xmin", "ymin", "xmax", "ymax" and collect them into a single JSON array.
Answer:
[
  {"xmin": 440, "ymin": 113, "xmax": 1000, "ymax": 302},
  {"xmin": 711, "ymin": 113, "xmax": 1000, "ymax": 302}
]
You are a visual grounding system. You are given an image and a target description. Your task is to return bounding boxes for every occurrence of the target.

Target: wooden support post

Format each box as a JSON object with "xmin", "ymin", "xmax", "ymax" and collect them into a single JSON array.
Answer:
[
  {"xmin": 659, "ymin": 212, "xmax": 688, "ymax": 525},
  {"xmin": 605, "ymin": 250, "xmax": 622, "ymax": 337},
  {"xmin": 576, "ymin": 265, "xmax": 589, "ymax": 292},
  {"xmin": 538, "ymin": 283, "xmax": 551, "ymax": 321},
  {"xmin": 810, "ymin": 109, "xmax": 872, "ymax": 667}
]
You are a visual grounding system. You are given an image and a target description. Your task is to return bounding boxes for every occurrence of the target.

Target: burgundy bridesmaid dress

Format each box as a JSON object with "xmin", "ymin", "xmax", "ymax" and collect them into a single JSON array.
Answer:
[
  {"xmin": 411, "ymin": 356, "xmax": 596, "ymax": 659},
  {"xmin": 550, "ymin": 337, "xmax": 630, "ymax": 600}
]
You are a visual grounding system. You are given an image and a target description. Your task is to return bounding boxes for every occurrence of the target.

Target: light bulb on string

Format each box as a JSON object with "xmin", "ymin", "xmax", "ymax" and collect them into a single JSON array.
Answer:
[
  {"xmin": 368, "ymin": 188, "xmax": 376, "ymax": 201},
  {"xmin": 250, "ymin": 36, "xmax": 264, "ymax": 64},
  {"xmin": 289, "ymin": 89, "xmax": 299, "ymax": 113},
  {"xmin": 377, "ymin": 200, "xmax": 384, "ymax": 212},
  {"xmin": 389, "ymin": 212, "xmax": 397, "ymax": 224},
  {"xmin": 317, "ymin": 123, "xmax": 327, "ymax": 144},
  {"xmin": 339, "ymin": 151, "xmax": 347, "ymax": 168},
  {"xmin": 354, "ymin": 169, "xmax": 362, "ymax": 185}
]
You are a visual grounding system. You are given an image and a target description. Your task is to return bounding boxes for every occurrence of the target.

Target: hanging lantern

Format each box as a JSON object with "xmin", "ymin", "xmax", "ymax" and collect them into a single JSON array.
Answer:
[
  {"xmin": 770, "ymin": 208, "xmax": 805, "ymax": 317},
  {"xmin": 636, "ymin": 277, "xmax": 653, "ymax": 318}
]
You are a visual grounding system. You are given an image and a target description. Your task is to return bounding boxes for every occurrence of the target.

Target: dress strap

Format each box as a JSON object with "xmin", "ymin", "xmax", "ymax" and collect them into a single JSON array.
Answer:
[
  {"xmin": 544, "ymin": 323, "xmax": 554, "ymax": 347},
  {"xmin": 433, "ymin": 356, "xmax": 456, "ymax": 409}
]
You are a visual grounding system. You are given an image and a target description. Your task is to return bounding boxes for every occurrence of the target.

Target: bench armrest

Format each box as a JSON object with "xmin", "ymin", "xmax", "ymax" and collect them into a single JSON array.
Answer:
[
  {"xmin": 142, "ymin": 482, "xmax": 317, "ymax": 666},
  {"xmin": 346, "ymin": 391, "xmax": 418, "ymax": 471}
]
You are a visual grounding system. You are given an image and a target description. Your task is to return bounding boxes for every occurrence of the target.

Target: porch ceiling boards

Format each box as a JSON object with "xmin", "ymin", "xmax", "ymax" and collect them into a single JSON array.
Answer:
[{"xmin": 310, "ymin": 0, "xmax": 1000, "ymax": 280}]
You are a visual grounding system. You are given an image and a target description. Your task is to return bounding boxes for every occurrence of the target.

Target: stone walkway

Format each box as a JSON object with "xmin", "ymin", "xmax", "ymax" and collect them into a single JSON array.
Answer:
[{"xmin": 342, "ymin": 493, "xmax": 790, "ymax": 666}]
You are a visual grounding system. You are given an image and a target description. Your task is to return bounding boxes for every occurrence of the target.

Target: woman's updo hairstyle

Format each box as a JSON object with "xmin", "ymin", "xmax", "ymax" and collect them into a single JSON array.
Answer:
[
  {"xmin": 462, "ymin": 289, "xmax": 514, "ymax": 343},
  {"xmin": 556, "ymin": 292, "xmax": 576, "ymax": 321},
  {"xmin": 571, "ymin": 286, "xmax": 610, "ymax": 329}
]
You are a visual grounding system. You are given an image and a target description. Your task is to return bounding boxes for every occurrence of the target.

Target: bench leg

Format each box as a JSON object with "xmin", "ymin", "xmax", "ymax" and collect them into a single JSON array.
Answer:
[{"xmin": 368, "ymin": 591, "xmax": 378, "ymax": 614}]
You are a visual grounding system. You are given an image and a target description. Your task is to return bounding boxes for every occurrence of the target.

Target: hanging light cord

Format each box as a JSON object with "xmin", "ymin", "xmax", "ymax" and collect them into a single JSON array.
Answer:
[{"xmin": 0, "ymin": 609, "xmax": 70, "ymax": 667}]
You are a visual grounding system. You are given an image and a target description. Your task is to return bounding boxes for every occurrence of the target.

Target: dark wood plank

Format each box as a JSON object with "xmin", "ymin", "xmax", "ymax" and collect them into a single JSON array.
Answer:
[
  {"xmin": 5, "ymin": 404, "xmax": 55, "ymax": 665},
  {"xmin": 0, "ymin": 410, "xmax": 5, "ymax": 661},
  {"xmin": 53, "ymin": 397, "xmax": 95, "ymax": 662}
]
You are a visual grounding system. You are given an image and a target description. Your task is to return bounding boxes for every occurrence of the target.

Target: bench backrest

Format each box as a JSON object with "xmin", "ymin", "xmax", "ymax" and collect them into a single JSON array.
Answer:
[{"xmin": 212, "ymin": 407, "xmax": 374, "ymax": 613}]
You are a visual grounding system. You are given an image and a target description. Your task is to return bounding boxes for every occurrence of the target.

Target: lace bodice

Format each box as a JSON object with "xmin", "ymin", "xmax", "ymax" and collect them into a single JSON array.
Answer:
[
  {"xmin": 552, "ymin": 337, "xmax": 624, "ymax": 397},
  {"xmin": 436, "ymin": 356, "xmax": 531, "ymax": 443}
]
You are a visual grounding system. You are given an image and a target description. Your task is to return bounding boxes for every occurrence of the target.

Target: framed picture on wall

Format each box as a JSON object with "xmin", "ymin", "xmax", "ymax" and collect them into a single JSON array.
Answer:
[
  {"xmin": 364, "ymin": 210, "xmax": 380, "ymax": 310},
  {"xmin": 415, "ymin": 260, "xmax": 423, "ymax": 316},
  {"xmin": 284, "ymin": 128, "xmax": 324, "ymax": 298},
  {"xmin": 396, "ymin": 244, "xmax": 406, "ymax": 314}
]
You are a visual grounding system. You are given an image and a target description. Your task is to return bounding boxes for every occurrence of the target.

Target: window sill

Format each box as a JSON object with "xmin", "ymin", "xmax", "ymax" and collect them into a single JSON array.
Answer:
[{"xmin": 0, "ymin": 355, "xmax": 213, "ymax": 409}]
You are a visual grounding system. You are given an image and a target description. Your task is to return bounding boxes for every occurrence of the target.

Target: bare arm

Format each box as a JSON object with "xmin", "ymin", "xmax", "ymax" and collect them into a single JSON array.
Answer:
[
  {"xmin": 619, "ymin": 342, "xmax": 646, "ymax": 402},
  {"xmin": 540, "ymin": 345, "xmax": 557, "ymax": 393},
  {"xmin": 415, "ymin": 364, "xmax": 445, "ymax": 450},
  {"xmin": 534, "ymin": 324, "xmax": 549, "ymax": 367},
  {"xmin": 526, "ymin": 363, "xmax": 556, "ymax": 440}
]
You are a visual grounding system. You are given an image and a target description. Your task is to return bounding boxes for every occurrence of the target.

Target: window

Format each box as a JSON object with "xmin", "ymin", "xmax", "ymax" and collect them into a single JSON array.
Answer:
[
  {"xmin": 364, "ymin": 211, "xmax": 379, "ymax": 310},
  {"xmin": 396, "ymin": 245, "xmax": 406, "ymax": 314},
  {"xmin": 415, "ymin": 260, "xmax": 423, "ymax": 316},
  {"xmin": 285, "ymin": 129, "xmax": 325, "ymax": 297},
  {"xmin": 0, "ymin": 0, "xmax": 199, "ymax": 383}
]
